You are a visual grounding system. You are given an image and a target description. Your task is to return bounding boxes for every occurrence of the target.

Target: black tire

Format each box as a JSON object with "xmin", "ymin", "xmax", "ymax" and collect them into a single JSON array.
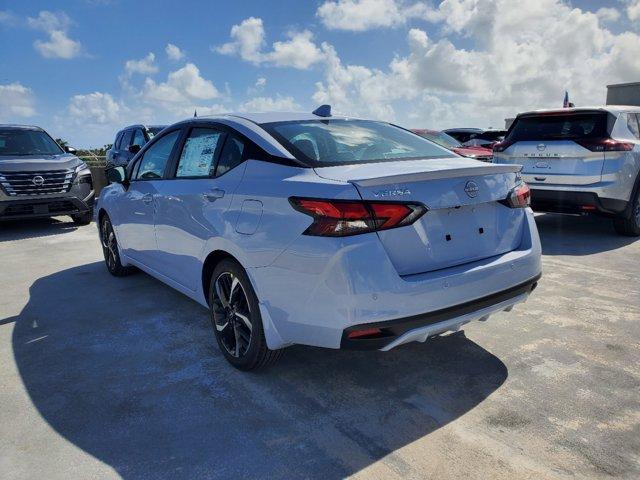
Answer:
[
  {"xmin": 71, "ymin": 210, "xmax": 93, "ymax": 225},
  {"xmin": 208, "ymin": 259, "xmax": 283, "ymax": 371},
  {"xmin": 99, "ymin": 213, "xmax": 136, "ymax": 276},
  {"xmin": 613, "ymin": 188, "xmax": 640, "ymax": 237}
]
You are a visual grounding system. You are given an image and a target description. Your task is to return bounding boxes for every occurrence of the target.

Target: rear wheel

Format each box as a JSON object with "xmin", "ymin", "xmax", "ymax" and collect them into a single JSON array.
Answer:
[
  {"xmin": 613, "ymin": 188, "xmax": 640, "ymax": 237},
  {"xmin": 100, "ymin": 214, "xmax": 135, "ymax": 276},
  {"xmin": 208, "ymin": 259, "xmax": 283, "ymax": 371}
]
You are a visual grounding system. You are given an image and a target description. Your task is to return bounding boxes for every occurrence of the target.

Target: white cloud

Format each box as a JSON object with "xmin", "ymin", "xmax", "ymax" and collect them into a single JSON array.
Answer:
[
  {"xmin": 27, "ymin": 11, "xmax": 82, "ymax": 59},
  {"xmin": 165, "ymin": 43, "xmax": 185, "ymax": 61},
  {"xmin": 124, "ymin": 52, "xmax": 158, "ymax": 77},
  {"xmin": 216, "ymin": 17, "xmax": 324, "ymax": 69},
  {"xmin": 317, "ymin": 0, "xmax": 437, "ymax": 31},
  {"xmin": 0, "ymin": 83, "xmax": 37, "ymax": 120},
  {"xmin": 142, "ymin": 63, "xmax": 220, "ymax": 111},
  {"xmin": 628, "ymin": 0, "xmax": 640, "ymax": 21},
  {"xmin": 312, "ymin": 0, "xmax": 640, "ymax": 128},
  {"xmin": 255, "ymin": 77, "xmax": 267, "ymax": 88},
  {"xmin": 67, "ymin": 92, "xmax": 122, "ymax": 125},
  {"xmin": 0, "ymin": 10, "xmax": 17, "ymax": 26},
  {"xmin": 239, "ymin": 95, "xmax": 300, "ymax": 112},
  {"xmin": 595, "ymin": 7, "xmax": 620, "ymax": 23}
]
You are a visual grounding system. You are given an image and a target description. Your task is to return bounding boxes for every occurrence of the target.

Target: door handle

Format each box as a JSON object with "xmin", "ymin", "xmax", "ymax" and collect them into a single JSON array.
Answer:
[
  {"xmin": 142, "ymin": 194, "xmax": 153, "ymax": 204},
  {"xmin": 203, "ymin": 188, "xmax": 225, "ymax": 202}
]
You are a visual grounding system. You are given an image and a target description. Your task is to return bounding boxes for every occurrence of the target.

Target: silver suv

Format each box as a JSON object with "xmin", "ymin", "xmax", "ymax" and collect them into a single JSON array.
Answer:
[
  {"xmin": 493, "ymin": 106, "xmax": 640, "ymax": 236},
  {"xmin": 0, "ymin": 125, "xmax": 94, "ymax": 224}
]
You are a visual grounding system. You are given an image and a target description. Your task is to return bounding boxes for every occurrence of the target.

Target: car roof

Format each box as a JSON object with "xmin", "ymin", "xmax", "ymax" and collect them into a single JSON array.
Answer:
[
  {"xmin": 199, "ymin": 111, "xmax": 355, "ymax": 125},
  {"xmin": 0, "ymin": 124, "xmax": 45, "ymax": 131},
  {"xmin": 517, "ymin": 105, "xmax": 640, "ymax": 117},
  {"xmin": 120, "ymin": 124, "xmax": 167, "ymax": 131}
]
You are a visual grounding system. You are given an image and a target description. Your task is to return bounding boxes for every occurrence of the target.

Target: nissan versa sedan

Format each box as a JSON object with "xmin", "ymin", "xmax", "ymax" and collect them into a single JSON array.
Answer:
[{"xmin": 96, "ymin": 107, "xmax": 542, "ymax": 370}]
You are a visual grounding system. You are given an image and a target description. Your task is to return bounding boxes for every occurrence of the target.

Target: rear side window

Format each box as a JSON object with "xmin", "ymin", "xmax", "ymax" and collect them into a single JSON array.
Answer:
[
  {"xmin": 134, "ymin": 130, "xmax": 180, "ymax": 180},
  {"xmin": 176, "ymin": 128, "xmax": 224, "ymax": 178},
  {"xmin": 508, "ymin": 113, "xmax": 609, "ymax": 142},
  {"xmin": 216, "ymin": 137, "xmax": 245, "ymax": 177},
  {"xmin": 626, "ymin": 114, "xmax": 640, "ymax": 139}
]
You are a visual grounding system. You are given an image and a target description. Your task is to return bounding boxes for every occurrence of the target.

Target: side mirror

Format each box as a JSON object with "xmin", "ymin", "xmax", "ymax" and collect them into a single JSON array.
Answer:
[
  {"xmin": 128, "ymin": 144, "xmax": 141, "ymax": 154},
  {"xmin": 65, "ymin": 146, "xmax": 77, "ymax": 154},
  {"xmin": 106, "ymin": 166, "xmax": 127, "ymax": 184}
]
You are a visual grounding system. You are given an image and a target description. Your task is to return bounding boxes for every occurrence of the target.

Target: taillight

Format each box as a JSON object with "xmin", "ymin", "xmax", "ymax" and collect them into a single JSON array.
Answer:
[
  {"xmin": 575, "ymin": 138, "xmax": 634, "ymax": 152},
  {"xmin": 289, "ymin": 197, "xmax": 427, "ymax": 237},
  {"xmin": 493, "ymin": 139, "xmax": 513, "ymax": 152},
  {"xmin": 500, "ymin": 183, "xmax": 531, "ymax": 208}
]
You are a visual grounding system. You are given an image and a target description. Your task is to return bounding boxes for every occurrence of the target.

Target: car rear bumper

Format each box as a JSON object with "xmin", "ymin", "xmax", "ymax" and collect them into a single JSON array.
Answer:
[
  {"xmin": 340, "ymin": 274, "xmax": 539, "ymax": 350},
  {"xmin": 530, "ymin": 188, "xmax": 627, "ymax": 216},
  {"xmin": 250, "ymin": 208, "xmax": 542, "ymax": 350}
]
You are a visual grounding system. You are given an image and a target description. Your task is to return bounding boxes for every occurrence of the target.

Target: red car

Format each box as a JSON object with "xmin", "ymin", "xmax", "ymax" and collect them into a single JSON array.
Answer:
[{"xmin": 412, "ymin": 129, "xmax": 493, "ymax": 162}]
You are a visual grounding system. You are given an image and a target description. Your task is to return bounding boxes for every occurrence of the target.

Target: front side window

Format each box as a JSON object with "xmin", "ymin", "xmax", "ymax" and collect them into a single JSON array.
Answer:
[
  {"xmin": 262, "ymin": 120, "xmax": 450, "ymax": 166},
  {"xmin": 0, "ymin": 128, "xmax": 63, "ymax": 156},
  {"xmin": 216, "ymin": 137, "xmax": 245, "ymax": 176},
  {"xmin": 176, "ymin": 128, "xmax": 224, "ymax": 178},
  {"xmin": 134, "ymin": 130, "xmax": 180, "ymax": 180},
  {"xmin": 121, "ymin": 130, "xmax": 133, "ymax": 149},
  {"xmin": 114, "ymin": 132, "xmax": 124, "ymax": 149},
  {"xmin": 132, "ymin": 129, "xmax": 146, "ymax": 147}
]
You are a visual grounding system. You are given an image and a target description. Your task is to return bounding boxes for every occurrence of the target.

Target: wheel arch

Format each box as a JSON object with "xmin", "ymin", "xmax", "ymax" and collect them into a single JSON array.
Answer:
[{"xmin": 201, "ymin": 250, "xmax": 242, "ymax": 306}]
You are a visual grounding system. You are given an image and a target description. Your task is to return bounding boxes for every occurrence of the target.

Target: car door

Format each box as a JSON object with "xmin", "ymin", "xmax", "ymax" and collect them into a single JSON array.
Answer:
[
  {"xmin": 116, "ymin": 129, "xmax": 182, "ymax": 268},
  {"xmin": 154, "ymin": 125, "xmax": 247, "ymax": 290},
  {"xmin": 107, "ymin": 131, "xmax": 123, "ymax": 167}
]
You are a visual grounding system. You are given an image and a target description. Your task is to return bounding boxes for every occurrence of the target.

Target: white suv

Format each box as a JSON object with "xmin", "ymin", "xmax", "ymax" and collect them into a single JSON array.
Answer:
[{"xmin": 493, "ymin": 106, "xmax": 640, "ymax": 236}]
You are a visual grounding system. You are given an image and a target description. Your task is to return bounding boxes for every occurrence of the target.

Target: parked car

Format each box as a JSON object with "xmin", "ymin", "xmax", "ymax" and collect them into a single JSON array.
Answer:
[
  {"xmin": 443, "ymin": 128, "xmax": 483, "ymax": 143},
  {"xmin": 0, "ymin": 124, "xmax": 94, "ymax": 224},
  {"xmin": 493, "ymin": 106, "xmax": 640, "ymax": 236},
  {"xmin": 412, "ymin": 128, "xmax": 493, "ymax": 162},
  {"xmin": 106, "ymin": 124, "xmax": 166, "ymax": 168},
  {"xmin": 96, "ymin": 107, "xmax": 542, "ymax": 370},
  {"xmin": 463, "ymin": 129, "xmax": 507, "ymax": 149}
]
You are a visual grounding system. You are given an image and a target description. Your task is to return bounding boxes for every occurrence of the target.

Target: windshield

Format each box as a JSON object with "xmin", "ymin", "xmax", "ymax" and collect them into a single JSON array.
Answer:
[
  {"xmin": 507, "ymin": 113, "xmax": 609, "ymax": 142},
  {"xmin": 263, "ymin": 120, "xmax": 451, "ymax": 166},
  {"xmin": 415, "ymin": 130, "xmax": 461, "ymax": 149},
  {"xmin": 0, "ymin": 129, "xmax": 64, "ymax": 156}
]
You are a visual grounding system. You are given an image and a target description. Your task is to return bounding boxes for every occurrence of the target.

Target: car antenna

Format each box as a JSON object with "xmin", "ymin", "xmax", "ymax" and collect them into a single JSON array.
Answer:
[{"xmin": 312, "ymin": 104, "xmax": 331, "ymax": 117}]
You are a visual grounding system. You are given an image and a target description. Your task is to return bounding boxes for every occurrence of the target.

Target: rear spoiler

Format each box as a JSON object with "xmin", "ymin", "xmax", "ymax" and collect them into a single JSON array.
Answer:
[{"xmin": 348, "ymin": 164, "xmax": 522, "ymax": 187}]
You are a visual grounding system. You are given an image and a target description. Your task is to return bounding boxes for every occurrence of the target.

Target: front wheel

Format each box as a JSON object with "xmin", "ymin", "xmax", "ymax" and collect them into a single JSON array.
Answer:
[
  {"xmin": 71, "ymin": 210, "xmax": 92, "ymax": 225},
  {"xmin": 613, "ymin": 188, "xmax": 640, "ymax": 237},
  {"xmin": 209, "ymin": 259, "xmax": 283, "ymax": 371},
  {"xmin": 99, "ymin": 214, "xmax": 136, "ymax": 276}
]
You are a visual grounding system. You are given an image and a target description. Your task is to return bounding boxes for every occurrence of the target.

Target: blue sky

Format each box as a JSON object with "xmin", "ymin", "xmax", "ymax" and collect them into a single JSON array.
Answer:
[{"xmin": 1, "ymin": 0, "xmax": 639, "ymax": 147}]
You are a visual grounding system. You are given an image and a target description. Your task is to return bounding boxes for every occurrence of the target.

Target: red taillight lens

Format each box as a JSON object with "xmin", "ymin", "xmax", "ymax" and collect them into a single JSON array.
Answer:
[
  {"xmin": 289, "ymin": 197, "xmax": 427, "ymax": 237},
  {"xmin": 575, "ymin": 138, "xmax": 634, "ymax": 152},
  {"xmin": 493, "ymin": 139, "xmax": 513, "ymax": 152},
  {"xmin": 500, "ymin": 183, "xmax": 531, "ymax": 208}
]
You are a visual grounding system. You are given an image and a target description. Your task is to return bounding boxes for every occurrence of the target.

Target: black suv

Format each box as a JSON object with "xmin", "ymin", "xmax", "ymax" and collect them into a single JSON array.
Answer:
[
  {"xmin": 0, "ymin": 125, "xmax": 94, "ymax": 224},
  {"xmin": 106, "ymin": 124, "xmax": 166, "ymax": 168}
]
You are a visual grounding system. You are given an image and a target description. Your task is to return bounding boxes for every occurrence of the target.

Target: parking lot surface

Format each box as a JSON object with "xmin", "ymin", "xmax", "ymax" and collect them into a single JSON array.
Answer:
[{"xmin": 0, "ymin": 214, "xmax": 638, "ymax": 479}]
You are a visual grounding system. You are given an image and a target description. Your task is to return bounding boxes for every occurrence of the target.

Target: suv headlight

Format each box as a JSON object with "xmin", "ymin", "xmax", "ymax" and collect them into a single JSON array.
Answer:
[{"xmin": 74, "ymin": 162, "xmax": 93, "ymax": 186}]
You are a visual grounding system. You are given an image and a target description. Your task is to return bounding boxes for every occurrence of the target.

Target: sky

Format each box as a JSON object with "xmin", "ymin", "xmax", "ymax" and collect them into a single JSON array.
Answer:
[{"xmin": 1, "ymin": 0, "xmax": 639, "ymax": 147}]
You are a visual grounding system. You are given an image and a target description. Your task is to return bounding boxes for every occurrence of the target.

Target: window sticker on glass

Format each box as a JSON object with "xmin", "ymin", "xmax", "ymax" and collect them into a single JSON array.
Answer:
[{"xmin": 177, "ymin": 129, "xmax": 223, "ymax": 178}]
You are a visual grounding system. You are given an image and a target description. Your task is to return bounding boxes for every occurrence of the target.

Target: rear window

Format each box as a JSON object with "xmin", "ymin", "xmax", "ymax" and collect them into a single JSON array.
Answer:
[
  {"xmin": 262, "ymin": 120, "xmax": 451, "ymax": 166},
  {"xmin": 508, "ymin": 113, "xmax": 610, "ymax": 142}
]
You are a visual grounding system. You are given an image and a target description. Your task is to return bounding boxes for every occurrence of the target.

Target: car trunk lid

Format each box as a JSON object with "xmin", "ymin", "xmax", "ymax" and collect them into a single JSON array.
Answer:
[{"xmin": 315, "ymin": 158, "xmax": 526, "ymax": 275}]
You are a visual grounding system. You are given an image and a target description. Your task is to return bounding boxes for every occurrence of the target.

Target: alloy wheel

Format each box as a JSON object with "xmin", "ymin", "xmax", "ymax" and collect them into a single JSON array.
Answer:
[
  {"xmin": 212, "ymin": 272, "xmax": 253, "ymax": 358},
  {"xmin": 101, "ymin": 218, "xmax": 118, "ymax": 271}
]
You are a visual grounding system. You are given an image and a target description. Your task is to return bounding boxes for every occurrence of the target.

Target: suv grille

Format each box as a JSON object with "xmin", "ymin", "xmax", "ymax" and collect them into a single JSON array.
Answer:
[{"xmin": 0, "ymin": 169, "xmax": 74, "ymax": 196}]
